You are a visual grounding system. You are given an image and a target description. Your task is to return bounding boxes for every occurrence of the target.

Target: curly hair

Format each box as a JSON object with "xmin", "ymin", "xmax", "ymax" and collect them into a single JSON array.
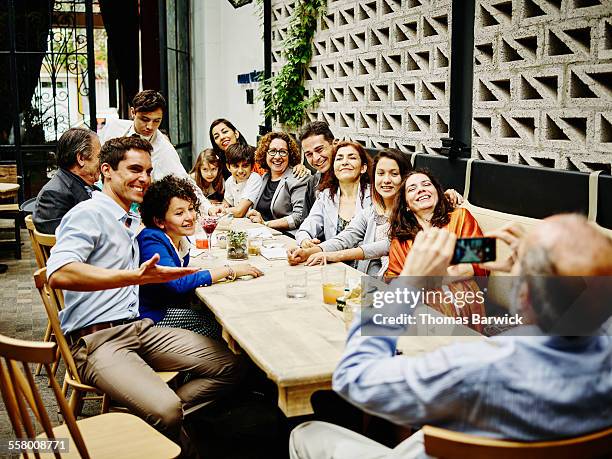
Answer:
[
  {"xmin": 318, "ymin": 141, "xmax": 371, "ymax": 204},
  {"xmin": 254, "ymin": 131, "xmax": 301, "ymax": 172},
  {"xmin": 190, "ymin": 148, "xmax": 224, "ymax": 196},
  {"xmin": 388, "ymin": 168, "xmax": 453, "ymax": 242},
  {"xmin": 140, "ymin": 175, "xmax": 201, "ymax": 229}
]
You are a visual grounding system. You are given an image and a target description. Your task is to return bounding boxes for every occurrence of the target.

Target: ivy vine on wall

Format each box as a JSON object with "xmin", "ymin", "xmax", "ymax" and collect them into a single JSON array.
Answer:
[{"xmin": 258, "ymin": 0, "xmax": 326, "ymax": 130}]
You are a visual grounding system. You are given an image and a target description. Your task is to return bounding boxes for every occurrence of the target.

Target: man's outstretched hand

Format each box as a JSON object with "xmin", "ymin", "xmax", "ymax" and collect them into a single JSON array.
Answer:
[{"xmin": 137, "ymin": 254, "xmax": 200, "ymax": 284}]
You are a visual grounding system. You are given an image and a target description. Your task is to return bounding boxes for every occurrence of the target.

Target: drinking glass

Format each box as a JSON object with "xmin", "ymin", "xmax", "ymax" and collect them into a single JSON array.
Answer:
[
  {"xmin": 286, "ymin": 268, "xmax": 307, "ymax": 298},
  {"xmin": 248, "ymin": 237, "xmax": 263, "ymax": 256},
  {"xmin": 201, "ymin": 216, "xmax": 219, "ymax": 258},
  {"xmin": 321, "ymin": 264, "xmax": 346, "ymax": 305}
]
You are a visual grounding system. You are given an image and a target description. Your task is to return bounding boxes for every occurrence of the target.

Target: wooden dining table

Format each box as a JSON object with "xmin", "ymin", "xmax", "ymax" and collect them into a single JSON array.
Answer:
[{"xmin": 193, "ymin": 218, "xmax": 483, "ymax": 417}]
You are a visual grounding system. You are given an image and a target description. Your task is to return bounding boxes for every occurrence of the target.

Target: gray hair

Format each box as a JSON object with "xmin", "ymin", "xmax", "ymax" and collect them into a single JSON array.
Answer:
[
  {"xmin": 56, "ymin": 128, "xmax": 97, "ymax": 169},
  {"xmin": 520, "ymin": 246, "xmax": 593, "ymax": 333}
]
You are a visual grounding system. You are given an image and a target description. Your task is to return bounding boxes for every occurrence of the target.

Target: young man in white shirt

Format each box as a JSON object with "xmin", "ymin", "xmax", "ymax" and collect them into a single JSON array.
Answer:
[
  {"xmin": 223, "ymin": 143, "xmax": 263, "ymax": 217},
  {"xmin": 99, "ymin": 90, "xmax": 220, "ymax": 215}
]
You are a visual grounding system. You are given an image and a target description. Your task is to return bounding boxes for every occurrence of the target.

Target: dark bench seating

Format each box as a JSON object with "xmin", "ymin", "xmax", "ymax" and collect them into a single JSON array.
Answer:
[{"xmin": 365, "ymin": 150, "xmax": 612, "ymax": 310}]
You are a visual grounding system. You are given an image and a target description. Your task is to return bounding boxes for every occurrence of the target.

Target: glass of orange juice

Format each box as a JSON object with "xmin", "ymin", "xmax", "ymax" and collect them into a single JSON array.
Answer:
[{"xmin": 322, "ymin": 264, "xmax": 346, "ymax": 305}]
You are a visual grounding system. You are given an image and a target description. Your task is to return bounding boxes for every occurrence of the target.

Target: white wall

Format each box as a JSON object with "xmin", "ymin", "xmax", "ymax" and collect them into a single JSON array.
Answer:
[{"xmin": 191, "ymin": 0, "xmax": 264, "ymax": 161}]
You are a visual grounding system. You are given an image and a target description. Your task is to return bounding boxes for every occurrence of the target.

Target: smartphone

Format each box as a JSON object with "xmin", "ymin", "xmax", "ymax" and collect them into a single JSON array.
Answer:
[{"xmin": 451, "ymin": 237, "xmax": 496, "ymax": 264}]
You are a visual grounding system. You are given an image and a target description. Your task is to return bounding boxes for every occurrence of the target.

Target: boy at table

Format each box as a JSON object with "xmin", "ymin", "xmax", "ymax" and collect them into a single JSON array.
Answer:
[
  {"xmin": 222, "ymin": 143, "xmax": 263, "ymax": 217},
  {"xmin": 47, "ymin": 136, "xmax": 243, "ymax": 453}
]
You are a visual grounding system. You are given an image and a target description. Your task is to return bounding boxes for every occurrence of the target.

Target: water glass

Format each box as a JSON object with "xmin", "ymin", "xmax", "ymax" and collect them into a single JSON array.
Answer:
[
  {"xmin": 321, "ymin": 264, "xmax": 346, "ymax": 305},
  {"xmin": 286, "ymin": 268, "xmax": 307, "ymax": 298},
  {"xmin": 248, "ymin": 236, "xmax": 263, "ymax": 256}
]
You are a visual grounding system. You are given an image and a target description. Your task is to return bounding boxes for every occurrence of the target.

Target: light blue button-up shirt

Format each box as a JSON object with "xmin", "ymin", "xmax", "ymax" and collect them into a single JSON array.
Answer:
[
  {"xmin": 333, "ymin": 306, "xmax": 612, "ymax": 441},
  {"xmin": 47, "ymin": 191, "xmax": 141, "ymax": 334}
]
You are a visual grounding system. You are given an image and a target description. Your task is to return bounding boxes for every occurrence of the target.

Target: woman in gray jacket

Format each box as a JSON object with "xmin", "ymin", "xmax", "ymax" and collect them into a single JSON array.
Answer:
[{"xmin": 247, "ymin": 131, "xmax": 308, "ymax": 234}]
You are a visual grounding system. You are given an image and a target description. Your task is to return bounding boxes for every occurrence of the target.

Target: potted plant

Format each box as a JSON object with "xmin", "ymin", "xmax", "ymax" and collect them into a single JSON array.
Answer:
[{"xmin": 227, "ymin": 230, "xmax": 248, "ymax": 260}]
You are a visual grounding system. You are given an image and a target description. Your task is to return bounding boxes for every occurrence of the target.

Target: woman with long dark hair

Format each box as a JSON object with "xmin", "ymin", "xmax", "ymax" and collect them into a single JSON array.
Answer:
[{"xmin": 386, "ymin": 168, "xmax": 488, "ymax": 331}]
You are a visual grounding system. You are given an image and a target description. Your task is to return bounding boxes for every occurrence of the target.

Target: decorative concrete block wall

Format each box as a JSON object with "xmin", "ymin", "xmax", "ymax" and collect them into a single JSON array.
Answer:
[
  {"xmin": 271, "ymin": 0, "xmax": 452, "ymax": 153},
  {"xmin": 270, "ymin": 0, "xmax": 611, "ymax": 172},
  {"xmin": 473, "ymin": 0, "xmax": 612, "ymax": 172}
]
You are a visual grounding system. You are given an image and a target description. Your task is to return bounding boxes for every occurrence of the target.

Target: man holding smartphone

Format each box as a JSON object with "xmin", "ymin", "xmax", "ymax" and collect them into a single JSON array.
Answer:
[{"xmin": 290, "ymin": 214, "xmax": 612, "ymax": 458}]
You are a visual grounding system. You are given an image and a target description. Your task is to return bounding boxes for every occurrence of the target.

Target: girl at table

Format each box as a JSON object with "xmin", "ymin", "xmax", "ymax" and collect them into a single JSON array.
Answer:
[
  {"xmin": 138, "ymin": 175, "xmax": 263, "ymax": 338},
  {"xmin": 209, "ymin": 118, "xmax": 310, "ymax": 178},
  {"xmin": 190, "ymin": 148, "xmax": 224, "ymax": 202},
  {"xmin": 293, "ymin": 141, "xmax": 372, "ymax": 250},
  {"xmin": 246, "ymin": 131, "xmax": 308, "ymax": 234}
]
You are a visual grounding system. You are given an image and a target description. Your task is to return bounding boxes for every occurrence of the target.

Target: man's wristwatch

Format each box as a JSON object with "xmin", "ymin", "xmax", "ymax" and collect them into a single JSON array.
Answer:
[{"xmin": 225, "ymin": 264, "xmax": 237, "ymax": 281}]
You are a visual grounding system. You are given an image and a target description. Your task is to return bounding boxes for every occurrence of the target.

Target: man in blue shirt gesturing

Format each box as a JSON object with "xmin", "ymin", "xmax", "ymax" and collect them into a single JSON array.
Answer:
[{"xmin": 47, "ymin": 136, "xmax": 243, "ymax": 455}]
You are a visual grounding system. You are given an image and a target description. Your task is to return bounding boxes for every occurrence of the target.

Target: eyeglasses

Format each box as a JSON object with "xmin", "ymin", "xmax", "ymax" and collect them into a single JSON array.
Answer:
[{"xmin": 267, "ymin": 149, "xmax": 289, "ymax": 158}]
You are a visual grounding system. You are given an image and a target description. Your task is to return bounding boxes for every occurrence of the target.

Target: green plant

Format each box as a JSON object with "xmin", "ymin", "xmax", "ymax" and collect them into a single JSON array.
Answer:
[
  {"xmin": 258, "ymin": 0, "xmax": 326, "ymax": 130},
  {"xmin": 227, "ymin": 230, "xmax": 247, "ymax": 247},
  {"xmin": 227, "ymin": 230, "xmax": 248, "ymax": 260}
]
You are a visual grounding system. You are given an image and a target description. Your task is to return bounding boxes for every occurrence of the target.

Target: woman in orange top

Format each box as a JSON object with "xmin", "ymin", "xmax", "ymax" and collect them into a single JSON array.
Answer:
[{"xmin": 387, "ymin": 169, "xmax": 488, "ymax": 331}]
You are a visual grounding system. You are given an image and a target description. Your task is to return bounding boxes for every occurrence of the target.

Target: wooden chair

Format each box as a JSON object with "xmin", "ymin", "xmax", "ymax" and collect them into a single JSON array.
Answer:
[
  {"xmin": 32, "ymin": 227, "xmax": 55, "ymax": 267},
  {"xmin": 26, "ymin": 227, "xmax": 57, "ymax": 376},
  {"xmin": 24, "ymin": 215, "xmax": 47, "ymax": 270},
  {"xmin": 423, "ymin": 425, "xmax": 612, "ymax": 459},
  {"xmin": 33, "ymin": 268, "xmax": 178, "ymax": 418},
  {"xmin": 0, "ymin": 333, "xmax": 181, "ymax": 459},
  {"xmin": 25, "ymin": 215, "xmax": 57, "ymax": 376},
  {"xmin": 0, "ymin": 164, "xmax": 21, "ymax": 259}
]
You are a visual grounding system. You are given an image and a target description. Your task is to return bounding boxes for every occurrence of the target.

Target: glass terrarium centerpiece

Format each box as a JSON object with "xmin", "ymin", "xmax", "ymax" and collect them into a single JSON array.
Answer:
[{"xmin": 227, "ymin": 230, "xmax": 248, "ymax": 260}]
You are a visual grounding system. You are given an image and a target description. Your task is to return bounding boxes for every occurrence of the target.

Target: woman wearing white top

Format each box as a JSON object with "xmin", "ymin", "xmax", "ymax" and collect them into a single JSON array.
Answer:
[{"xmin": 293, "ymin": 141, "xmax": 372, "ymax": 248}]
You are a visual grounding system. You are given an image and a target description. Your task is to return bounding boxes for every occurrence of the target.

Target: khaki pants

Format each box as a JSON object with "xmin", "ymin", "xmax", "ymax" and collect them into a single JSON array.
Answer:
[
  {"xmin": 72, "ymin": 319, "xmax": 243, "ymax": 439},
  {"xmin": 289, "ymin": 421, "xmax": 431, "ymax": 459}
]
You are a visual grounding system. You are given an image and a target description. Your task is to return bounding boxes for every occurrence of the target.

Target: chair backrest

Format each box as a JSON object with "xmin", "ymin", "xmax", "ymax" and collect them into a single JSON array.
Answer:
[
  {"xmin": 25, "ymin": 215, "xmax": 47, "ymax": 269},
  {"xmin": 32, "ymin": 228, "xmax": 56, "ymax": 267},
  {"xmin": 423, "ymin": 425, "xmax": 612, "ymax": 459},
  {"xmin": 0, "ymin": 333, "xmax": 91, "ymax": 459},
  {"xmin": 0, "ymin": 164, "xmax": 17, "ymax": 184},
  {"xmin": 33, "ymin": 268, "xmax": 80, "ymax": 386}
]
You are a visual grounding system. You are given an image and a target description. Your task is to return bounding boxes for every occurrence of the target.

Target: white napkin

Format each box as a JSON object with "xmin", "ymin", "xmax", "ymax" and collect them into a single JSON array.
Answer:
[
  {"xmin": 246, "ymin": 228, "xmax": 274, "ymax": 239},
  {"xmin": 260, "ymin": 245, "xmax": 287, "ymax": 260}
]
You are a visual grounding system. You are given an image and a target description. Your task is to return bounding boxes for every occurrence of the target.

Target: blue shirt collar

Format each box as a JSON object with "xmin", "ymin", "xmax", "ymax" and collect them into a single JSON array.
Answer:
[{"xmin": 91, "ymin": 191, "xmax": 141, "ymax": 230}]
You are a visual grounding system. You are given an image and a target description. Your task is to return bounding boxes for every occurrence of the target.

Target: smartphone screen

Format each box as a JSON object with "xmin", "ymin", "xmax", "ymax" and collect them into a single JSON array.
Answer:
[{"xmin": 451, "ymin": 237, "xmax": 496, "ymax": 264}]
